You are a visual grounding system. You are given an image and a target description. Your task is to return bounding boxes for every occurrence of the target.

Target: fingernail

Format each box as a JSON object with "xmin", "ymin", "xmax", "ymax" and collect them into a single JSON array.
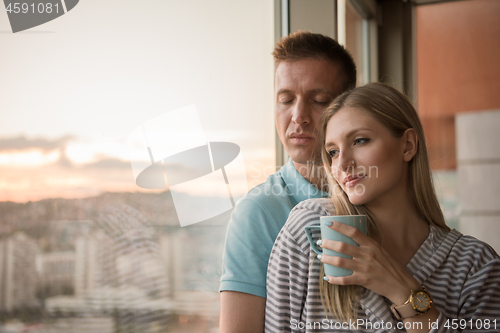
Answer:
[
  {"xmin": 323, "ymin": 276, "xmax": 329, "ymax": 281},
  {"xmin": 317, "ymin": 254, "xmax": 322, "ymax": 260},
  {"xmin": 316, "ymin": 240, "xmax": 322, "ymax": 246},
  {"xmin": 324, "ymin": 221, "xmax": 333, "ymax": 227}
]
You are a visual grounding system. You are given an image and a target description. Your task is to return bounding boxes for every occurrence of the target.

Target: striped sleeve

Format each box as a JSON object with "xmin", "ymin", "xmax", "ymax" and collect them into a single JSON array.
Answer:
[
  {"xmin": 459, "ymin": 241, "xmax": 500, "ymax": 318},
  {"xmin": 431, "ymin": 236, "xmax": 500, "ymax": 333},
  {"xmin": 265, "ymin": 201, "xmax": 330, "ymax": 333}
]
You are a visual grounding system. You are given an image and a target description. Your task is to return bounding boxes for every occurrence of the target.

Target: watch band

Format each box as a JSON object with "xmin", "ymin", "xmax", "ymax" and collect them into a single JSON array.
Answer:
[
  {"xmin": 390, "ymin": 302, "xmax": 418, "ymax": 320},
  {"xmin": 390, "ymin": 287, "xmax": 432, "ymax": 320}
]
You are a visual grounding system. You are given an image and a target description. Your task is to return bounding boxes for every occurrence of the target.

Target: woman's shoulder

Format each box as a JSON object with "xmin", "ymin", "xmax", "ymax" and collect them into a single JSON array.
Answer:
[
  {"xmin": 291, "ymin": 198, "xmax": 335, "ymax": 219},
  {"xmin": 452, "ymin": 233, "xmax": 500, "ymax": 267},
  {"xmin": 282, "ymin": 198, "xmax": 335, "ymax": 235},
  {"xmin": 432, "ymin": 228, "xmax": 500, "ymax": 281},
  {"xmin": 292, "ymin": 197, "xmax": 335, "ymax": 214}
]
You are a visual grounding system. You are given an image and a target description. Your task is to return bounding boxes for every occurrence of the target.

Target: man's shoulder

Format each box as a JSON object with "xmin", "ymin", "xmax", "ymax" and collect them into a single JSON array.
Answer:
[
  {"xmin": 220, "ymin": 169, "xmax": 294, "ymax": 297},
  {"xmin": 227, "ymin": 171, "xmax": 294, "ymax": 238},
  {"xmin": 236, "ymin": 168, "xmax": 292, "ymax": 210},
  {"xmin": 244, "ymin": 168, "xmax": 288, "ymax": 197},
  {"xmin": 291, "ymin": 197, "xmax": 335, "ymax": 215}
]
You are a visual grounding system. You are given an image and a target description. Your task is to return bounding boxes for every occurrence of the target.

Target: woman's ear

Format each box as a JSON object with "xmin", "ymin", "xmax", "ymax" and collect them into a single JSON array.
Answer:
[{"xmin": 402, "ymin": 128, "xmax": 418, "ymax": 162}]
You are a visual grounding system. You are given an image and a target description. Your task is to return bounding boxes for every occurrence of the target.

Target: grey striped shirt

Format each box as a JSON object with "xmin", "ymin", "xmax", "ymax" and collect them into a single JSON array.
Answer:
[{"xmin": 265, "ymin": 198, "xmax": 500, "ymax": 332}]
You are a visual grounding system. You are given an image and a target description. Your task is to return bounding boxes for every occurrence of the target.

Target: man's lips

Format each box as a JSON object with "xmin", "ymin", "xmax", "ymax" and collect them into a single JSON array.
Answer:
[
  {"xmin": 289, "ymin": 133, "xmax": 314, "ymax": 145},
  {"xmin": 343, "ymin": 174, "xmax": 366, "ymax": 188}
]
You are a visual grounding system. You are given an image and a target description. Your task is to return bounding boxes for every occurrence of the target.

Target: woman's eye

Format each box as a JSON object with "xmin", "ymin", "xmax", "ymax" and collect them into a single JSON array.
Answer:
[
  {"xmin": 328, "ymin": 149, "xmax": 338, "ymax": 158},
  {"xmin": 354, "ymin": 138, "xmax": 370, "ymax": 145}
]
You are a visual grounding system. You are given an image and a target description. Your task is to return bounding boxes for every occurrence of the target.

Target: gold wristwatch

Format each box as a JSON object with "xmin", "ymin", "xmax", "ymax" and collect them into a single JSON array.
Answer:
[{"xmin": 390, "ymin": 287, "xmax": 433, "ymax": 320}]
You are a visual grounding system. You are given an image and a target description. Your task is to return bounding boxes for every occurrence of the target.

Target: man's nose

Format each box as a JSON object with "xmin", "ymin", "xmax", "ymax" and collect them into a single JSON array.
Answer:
[{"xmin": 291, "ymin": 98, "xmax": 311, "ymax": 125}]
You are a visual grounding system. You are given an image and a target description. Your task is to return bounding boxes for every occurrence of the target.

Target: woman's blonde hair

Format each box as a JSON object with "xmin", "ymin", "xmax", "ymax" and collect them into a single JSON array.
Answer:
[{"xmin": 317, "ymin": 82, "xmax": 450, "ymax": 321}]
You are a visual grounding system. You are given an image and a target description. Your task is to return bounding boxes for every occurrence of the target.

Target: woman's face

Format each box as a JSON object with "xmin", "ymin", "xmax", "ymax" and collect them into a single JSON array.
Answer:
[{"xmin": 324, "ymin": 106, "xmax": 409, "ymax": 206}]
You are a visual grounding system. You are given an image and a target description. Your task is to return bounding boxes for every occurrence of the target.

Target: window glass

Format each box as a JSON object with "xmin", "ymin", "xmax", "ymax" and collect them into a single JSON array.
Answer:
[
  {"xmin": 0, "ymin": 1, "xmax": 274, "ymax": 331},
  {"xmin": 345, "ymin": 0, "xmax": 365, "ymax": 85}
]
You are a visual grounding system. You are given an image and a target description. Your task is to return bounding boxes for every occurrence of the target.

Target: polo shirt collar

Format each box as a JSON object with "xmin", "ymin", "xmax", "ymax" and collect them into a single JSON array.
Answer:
[{"xmin": 280, "ymin": 158, "xmax": 329, "ymax": 205}]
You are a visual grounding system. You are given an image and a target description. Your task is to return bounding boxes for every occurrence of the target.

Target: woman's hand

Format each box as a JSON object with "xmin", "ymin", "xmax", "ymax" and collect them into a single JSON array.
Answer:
[{"xmin": 319, "ymin": 221, "xmax": 420, "ymax": 305}]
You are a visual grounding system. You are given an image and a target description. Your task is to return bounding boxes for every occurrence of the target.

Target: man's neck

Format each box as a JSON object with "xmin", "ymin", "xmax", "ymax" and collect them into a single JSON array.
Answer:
[{"xmin": 292, "ymin": 160, "xmax": 328, "ymax": 192}]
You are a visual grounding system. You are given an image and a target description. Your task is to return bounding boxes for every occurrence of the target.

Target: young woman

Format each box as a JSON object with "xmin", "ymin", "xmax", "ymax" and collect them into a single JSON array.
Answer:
[{"xmin": 265, "ymin": 82, "xmax": 500, "ymax": 332}]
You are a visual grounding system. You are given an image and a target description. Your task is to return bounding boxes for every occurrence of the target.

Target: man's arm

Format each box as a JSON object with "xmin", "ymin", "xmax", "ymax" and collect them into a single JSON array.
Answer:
[
  {"xmin": 219, "ymin": 197, "xmax": 279, "ymax": 331},
  {"xmin": 220, "ymin": 291, "xmax": 266, "ymax": 333}
]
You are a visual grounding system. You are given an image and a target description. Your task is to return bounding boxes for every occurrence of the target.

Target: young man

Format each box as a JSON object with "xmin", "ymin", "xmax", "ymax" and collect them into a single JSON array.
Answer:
[{"xmin": 219, "ymin": 31, "xmax": 357, "ymax": 332}]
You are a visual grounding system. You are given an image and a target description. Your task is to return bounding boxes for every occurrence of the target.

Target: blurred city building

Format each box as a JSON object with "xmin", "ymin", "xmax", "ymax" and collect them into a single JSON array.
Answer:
[
  {"xmin": 0, "ymin": 232, "xmax": 39, "ymax": 312},
  {"xmin": 36, "ymin": 252, "xmax": 76, "ymax": 298},
  {"xmin": 74, "ymin": 230, "xmax": 117, "ymax": 297}
]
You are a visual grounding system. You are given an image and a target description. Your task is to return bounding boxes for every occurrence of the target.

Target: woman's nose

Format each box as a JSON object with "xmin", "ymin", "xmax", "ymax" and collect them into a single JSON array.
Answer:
[{"xmin": 337, "ymin": 152, "xmax": 355, "ymax": 173}]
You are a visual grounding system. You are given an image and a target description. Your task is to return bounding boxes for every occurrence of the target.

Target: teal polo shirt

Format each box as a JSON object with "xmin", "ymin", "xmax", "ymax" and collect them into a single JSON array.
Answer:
[{"xmin": 220, "ymin": 159, "xmax": 328, "ymax": 298}]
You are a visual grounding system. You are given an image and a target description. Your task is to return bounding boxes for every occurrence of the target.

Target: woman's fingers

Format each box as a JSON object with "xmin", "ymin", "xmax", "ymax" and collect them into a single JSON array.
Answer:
[
  {"xmin": 323, "ymin": 274, "xmax": 371, "ymax": 286},
  {"xmin": 327, "ymin": 221, "xmax": 373, "ymax": 246},
  {"xmin": 320, "ymin": 253, "xmax": 357, "ymax": 271},
  {"xmin": 323, "ymin": 274, "xmax": 356, "ymax": 286},
  {"xmin": 320, "ymin": 238, "xmax": 380, "ymax": 265},
  {"xmin": 319, "ymin": 222, "xmax": 423, "ymax": 302},
  {"xmin": 320, "ymin": 239, "xmax": 359, "ymax": 257}
]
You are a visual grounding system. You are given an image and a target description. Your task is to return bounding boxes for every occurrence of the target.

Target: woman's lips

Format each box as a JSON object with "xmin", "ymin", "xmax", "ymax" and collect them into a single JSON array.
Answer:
[{"xmin": 344, "ymin": 175, "xmax": 366, "ymax": 188}]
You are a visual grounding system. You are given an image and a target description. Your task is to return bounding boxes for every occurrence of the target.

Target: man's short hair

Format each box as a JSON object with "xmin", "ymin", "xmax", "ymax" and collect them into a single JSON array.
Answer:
[{"xmin": 272, "ymin": 31, "xmax": 357, "ymax": 91}]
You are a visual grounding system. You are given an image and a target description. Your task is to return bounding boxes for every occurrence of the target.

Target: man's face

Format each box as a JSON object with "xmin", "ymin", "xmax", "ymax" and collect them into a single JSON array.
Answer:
[{"xmin": 275, "ymin": 58, "xmax": 344, "ymax": 167}]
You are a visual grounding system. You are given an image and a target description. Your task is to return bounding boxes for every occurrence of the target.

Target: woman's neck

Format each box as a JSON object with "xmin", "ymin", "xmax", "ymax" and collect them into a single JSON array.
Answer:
[{"xmin": 366, "ymin": 195, "xmax": 429, "ymax": 267}]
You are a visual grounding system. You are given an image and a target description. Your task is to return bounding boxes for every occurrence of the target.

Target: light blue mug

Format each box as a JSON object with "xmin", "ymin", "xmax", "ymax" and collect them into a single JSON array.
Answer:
[{"xmin": 304, "ymin": 215, "xmax": 367, "ymax": 277}]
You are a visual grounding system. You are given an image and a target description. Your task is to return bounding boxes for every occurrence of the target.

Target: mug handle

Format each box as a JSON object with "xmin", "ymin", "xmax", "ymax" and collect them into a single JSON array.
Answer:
[{"xmin": 304, "ymin": 225, "xmax": 322, "ymax": 255}]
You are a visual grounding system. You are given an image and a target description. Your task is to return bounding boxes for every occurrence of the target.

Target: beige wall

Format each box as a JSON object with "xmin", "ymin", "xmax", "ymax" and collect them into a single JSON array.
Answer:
[
  {"xmin": 456, "ymin": 110, "xmax": 500, "ymax": 253},
  {"xmin": 289, "ymin": 0, "xmax": 336, "ymax": 38}
]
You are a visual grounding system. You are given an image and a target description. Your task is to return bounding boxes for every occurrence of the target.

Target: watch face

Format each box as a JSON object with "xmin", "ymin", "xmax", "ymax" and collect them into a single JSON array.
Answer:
[{"xmin": 412, "ymin": 291, "xmax": 431, "ymax": 313}]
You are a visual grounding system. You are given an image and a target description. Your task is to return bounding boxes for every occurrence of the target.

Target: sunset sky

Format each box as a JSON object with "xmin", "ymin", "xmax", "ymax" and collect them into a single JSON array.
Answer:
[{"xmin": 0, "ymin": 0, "xmax": 276, "ymax": 203}]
